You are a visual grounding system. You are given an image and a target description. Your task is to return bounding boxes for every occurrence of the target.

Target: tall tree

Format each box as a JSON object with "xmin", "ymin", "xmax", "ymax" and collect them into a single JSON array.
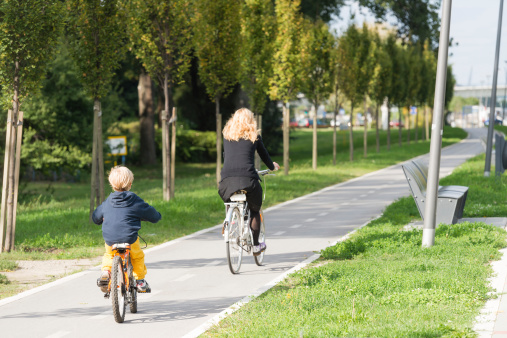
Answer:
[
  {"xmin": 383, "ymin": 33, "xmax": 405, "ymax": 150},
  {"xmin": 68, "ymin": 0, "xmax": 127, "ymax": 220},
  {"xmin": 194, "ymin": 0, "xmax": 241, "ymax": 186},
  {"xmin": 404, "ymin": 45, "xmax": 422, "ymax": 145},
  {"xmin": 300, "ymin": 0, "xmax": 345, "ymax": 22},
  {"xmin": 369, "ymin": 31, "xmax": 392, "ymax": 153},
  {"xmin": 358, "ymin": 0, "xmax": 440, "ymax": 46},
  {"xmin": 336, "ymin": 24, "xmax": 372, "ymax": 161},
  {"xmin": 300, "ymin": 19, "xmax": 335, "ymax": 170},
  {"xmin": 125, "ymin": 0, "xmax": 193, "ymax": 199},
  {"xmin": 422, "ymin": 40, "xmax": 436, "ymax": 140},
  {"xmin": 269, "ymin": 0, "xmax": 304, "ymax": 175},
  {"xmin": 0, "ymin": 0, "xmax": 63, "ymax": 251},
  {"xmin": 240, "ymin": 0, "xmax": 275, "ymax": 115}
]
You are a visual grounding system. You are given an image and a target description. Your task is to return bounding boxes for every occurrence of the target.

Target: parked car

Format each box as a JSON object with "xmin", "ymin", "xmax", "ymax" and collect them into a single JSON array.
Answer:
[
  {"xmin": 308, "ymin": 119, "xmax": 329, "ymax": 128},
  {"xmin": 484, "ymin": 118, "xmax": 503, "ymax": 126},
  {"xmin": 389, "ymin": 121, "xmax": 404, "ymax": 128},
  {"xmin": 289, "ymin": 118, "xmax": 299, "ymax": 127},
  {"xmin": 298, "ymin": 118, "xmax": 310, "ymax": 127}
]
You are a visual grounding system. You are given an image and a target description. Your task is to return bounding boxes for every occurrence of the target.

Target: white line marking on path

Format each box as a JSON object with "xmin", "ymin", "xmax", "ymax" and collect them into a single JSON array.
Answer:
[
  {"xmin": 368, "ymin": 190, "xmax": 375, "ymax": 194},
  {"xmin": 352, "ymin": 198, "xmax": 358, "ymax": 201},
  {"xmin": 90, "ymin": 311, "xmax": 110, "ymax": 320},
  {"xmin": 290, "ymin": 224, "xmax": 302, "ymax": 229},
  {"xmin": 45, "ymin": 331, "xmax": 70, "ymax": 338},
  {"xmin": 205, "ymin": 260, "xmax": 222, "ymax": 267},
  {"xmin": 359, "ymin": 194, "xmax": 367, "ymax": 198},
  {"xmin": 318, "ymin": 212, "xmax": 328, "ymax": 217},
  {"xmin": 305, "ymin": 218, "xmax": 316, "ymax": 222},
  {"xmin": 342, "ymin": 202, "xmax": 350, "ymax": 206},
  {"xmin": 273, "ymin": 231, "xmax": 285, "ymax": 236},
  {"xmin": 173, "ymin": 274, "xmax": 195, "ymax": 282}
]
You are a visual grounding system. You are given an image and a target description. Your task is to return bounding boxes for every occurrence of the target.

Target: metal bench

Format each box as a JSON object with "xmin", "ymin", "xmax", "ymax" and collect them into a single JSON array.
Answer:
[{"xmin": 401, "ymin": 159, "xmax": 468, "ymax": 225}]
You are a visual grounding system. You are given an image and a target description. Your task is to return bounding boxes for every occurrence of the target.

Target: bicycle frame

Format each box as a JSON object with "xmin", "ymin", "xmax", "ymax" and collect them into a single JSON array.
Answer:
[
  {"xmin": 223, "ymin": 199, "xmax": 253, "ymax": 253},
  {"xmin": 107, "ymin": 244, "xmax": 132, "ymax": 296}
]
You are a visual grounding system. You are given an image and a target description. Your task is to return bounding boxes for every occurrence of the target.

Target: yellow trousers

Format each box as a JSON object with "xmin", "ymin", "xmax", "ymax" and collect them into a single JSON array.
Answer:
[{"xmin": 101, "ymin": 238, "xmax": 147, "ymax": 280}]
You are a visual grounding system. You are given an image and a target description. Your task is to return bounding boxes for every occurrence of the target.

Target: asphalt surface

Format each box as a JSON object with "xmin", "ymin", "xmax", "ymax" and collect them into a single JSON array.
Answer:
[{"xmin": 0, "ymin": 128, "xmax": 487, "ymax": 338}]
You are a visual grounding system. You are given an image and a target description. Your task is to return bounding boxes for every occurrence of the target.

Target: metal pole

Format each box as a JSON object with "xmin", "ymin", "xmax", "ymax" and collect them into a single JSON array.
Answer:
[
  {"xmin": 484, "ymin": 0, "xmax": 504, "ymax": 177},
  {"xmin": 422, "ymin": 0, "xmax": 452, "ymax": 248},
  {"xmin": 503, "ymin": 62, "xmax": 507, "ymax": 122}
]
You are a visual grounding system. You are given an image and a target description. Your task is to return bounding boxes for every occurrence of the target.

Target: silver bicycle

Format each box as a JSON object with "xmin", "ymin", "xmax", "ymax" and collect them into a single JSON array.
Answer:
[{"xmin": 222, "ymin": 169, "xmax": 273, "ymax": 274}]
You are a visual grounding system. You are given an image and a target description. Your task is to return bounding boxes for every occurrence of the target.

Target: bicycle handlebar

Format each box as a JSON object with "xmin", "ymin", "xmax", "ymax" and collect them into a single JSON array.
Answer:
[{"xmin": 257, "ymin": 169, "xmax": 273, "ymax": 176}]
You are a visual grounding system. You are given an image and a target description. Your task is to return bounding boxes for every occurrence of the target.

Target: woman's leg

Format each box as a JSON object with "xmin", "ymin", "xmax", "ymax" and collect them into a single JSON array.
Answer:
[{"xmin": 250, "ymin": 210, "xmax": 261, "ymax": 245}]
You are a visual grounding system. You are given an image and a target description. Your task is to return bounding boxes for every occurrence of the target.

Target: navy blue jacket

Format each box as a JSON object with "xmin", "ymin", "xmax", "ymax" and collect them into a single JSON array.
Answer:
[{"xmin": 92, "ymin": 191, "xmax": 161, "ymax": 246}]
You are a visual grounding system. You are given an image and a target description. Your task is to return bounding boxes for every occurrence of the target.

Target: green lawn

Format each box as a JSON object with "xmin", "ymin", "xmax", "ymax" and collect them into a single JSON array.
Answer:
[
  {"xmin": 203, "ymin": 153, "xmax": 507, "ymax": 337},
  {"xmin": 0, "ymin": 126, "xmax": 466, "ymax": 298}
]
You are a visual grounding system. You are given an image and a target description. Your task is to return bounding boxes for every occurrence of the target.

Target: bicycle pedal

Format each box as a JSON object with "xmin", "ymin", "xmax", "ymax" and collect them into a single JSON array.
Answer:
[{"xmin": 103, "ymin": 292, "xmax": 110, "ymax": 299}]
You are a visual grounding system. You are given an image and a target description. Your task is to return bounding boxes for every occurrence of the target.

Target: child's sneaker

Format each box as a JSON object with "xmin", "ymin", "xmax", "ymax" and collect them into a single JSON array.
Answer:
[
  {"xmin": 253, "ymin": 242, "xmax": 267, "ymax": 256},
  {"xmin": 96, "ymin": 270, "xmax": 110, "ymax": 293},
  {"xmin": 136, "ymin": 279, "xmax": 151, "ymax": 293}
]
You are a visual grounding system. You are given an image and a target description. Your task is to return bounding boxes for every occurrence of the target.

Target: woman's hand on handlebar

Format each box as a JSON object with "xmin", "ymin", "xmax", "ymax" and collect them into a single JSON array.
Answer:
[{"xmin": 273, "ymin": 162, "xmax": 280, "ymax": 171}]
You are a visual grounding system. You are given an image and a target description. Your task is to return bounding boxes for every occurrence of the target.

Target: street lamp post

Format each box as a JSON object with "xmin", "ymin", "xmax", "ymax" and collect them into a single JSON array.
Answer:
[{"xmin": 484, "ymin": 0, "xmax": 504, "ymax": 177}]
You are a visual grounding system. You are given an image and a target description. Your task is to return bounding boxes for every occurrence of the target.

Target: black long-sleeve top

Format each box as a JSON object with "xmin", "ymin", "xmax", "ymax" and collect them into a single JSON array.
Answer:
[{"xmin": 220, "ymin": 136, "xmax": 275, "ymax": 181}]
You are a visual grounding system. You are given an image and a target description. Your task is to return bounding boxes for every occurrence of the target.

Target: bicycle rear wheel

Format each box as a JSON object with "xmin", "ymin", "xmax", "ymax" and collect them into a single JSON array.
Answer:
[
  {"xmin": 127, "ymin": 256, "xmax": 137, "ymax": 313},
  {"xmin": 227, "ymin": 207, "xmax": 243, "ymax": 274},
  {"xmin": 111, "ymin": 256, "xmax": 126, "ymax": 323},
  {"xmin": 254, "ymin": 210, "xmax": 266, "ymax": 266}
]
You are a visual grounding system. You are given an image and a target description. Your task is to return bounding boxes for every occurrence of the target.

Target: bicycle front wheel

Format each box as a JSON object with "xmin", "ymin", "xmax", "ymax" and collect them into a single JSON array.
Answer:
[
  {"xmin": 111, "ymin": 256, "xmax": 126, "ymax": 323},
  {"xmin": 127, "ymin": 256, "xmax": 137, "ymax": 314},
  {"xmin": 254, "ymin": 210, "xmax": 266, "ymax": 266},
  {"xmin": 227, "ymin": 207, "xmax": 243, "ymax": 274}
]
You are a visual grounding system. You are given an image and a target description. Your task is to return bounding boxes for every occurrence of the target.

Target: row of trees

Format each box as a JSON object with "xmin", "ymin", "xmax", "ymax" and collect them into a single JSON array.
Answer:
[{"xmin": 0, "ymin": 0, "xmax": 447, "ymax": 252}]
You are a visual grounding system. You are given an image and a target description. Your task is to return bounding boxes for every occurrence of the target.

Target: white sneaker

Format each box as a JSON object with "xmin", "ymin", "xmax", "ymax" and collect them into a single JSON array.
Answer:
[{"xmin": 253, "ymin": 242, "xmax": 267, "ymax": 256}]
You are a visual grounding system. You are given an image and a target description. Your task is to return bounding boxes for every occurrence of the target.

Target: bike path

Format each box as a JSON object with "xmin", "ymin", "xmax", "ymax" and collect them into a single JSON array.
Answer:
[{"xmin": 0, "ymin": 128, "xmax": 486, "ymax": 338}]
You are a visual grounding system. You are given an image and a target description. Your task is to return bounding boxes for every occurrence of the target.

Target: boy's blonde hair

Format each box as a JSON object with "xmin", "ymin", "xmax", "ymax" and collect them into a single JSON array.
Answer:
[
  {"xmin": 108, "ymin": 166, "xmax": 134, "ymax": 191},
  {"xmin": 222, "ymin": 108, "xmax": 259, "ymax": 143}
]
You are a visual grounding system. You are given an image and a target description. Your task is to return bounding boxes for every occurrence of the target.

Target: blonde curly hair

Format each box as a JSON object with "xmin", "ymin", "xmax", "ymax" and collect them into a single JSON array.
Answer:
[
  {"xmin": 108, "ymin": 166, "xmax": 134, "ymax": 191},
  {"xmin": 222, "ymin": 108, "xmax": 259, "ymax": 143}
]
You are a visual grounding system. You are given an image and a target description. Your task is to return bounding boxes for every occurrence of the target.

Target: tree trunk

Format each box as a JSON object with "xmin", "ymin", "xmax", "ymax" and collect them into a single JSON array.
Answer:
[
  {"xmin": 156, "ymin": 85, "xmax": 164, "ymax": 128},
  {"xmin": 363, "ymin": 97, "xmax": 367, "ymax": 158},
  {"xmin": 0, "ymin": 110, "xmax": 13, "ymax": 251},
  {"xmin": 349, "ymin": 104, "xmax": 354, "ymax": 162},
  {"xmin": 425, "ymin": 106, "xmax": 429, "ymax": 140},
  {"xmin": 312, "ymin": 105, "xmax": 317, "ymax": 170},
  {"xmin": 333, "ymin": 109, "xmax": 337, "ymax": 166},
  {"xmin": 216, "ymin": 97, "xmax": 222, "ymax": 186},
  {"xmin": 398, "ymin": 108, "xmax": 402, "ymax": 147},
  {"xmin": 163, "ymin": 74, "xmax": 171, "ymax": 201},
  {"xmin": 170, "ymin": 107, "xmax": 176, "ymax": 199},
  {"xmin": 138, "ymin": 69, "xmax": 157, "ymax": 165},
  {"xmin": 415, "ymin": 106, "xmax": 419, "ymax": 142},
  {"xmin": 162, "ymin": 110, "xmax": 169, "ymax": 200},
  {"xmin": 89, "ymin": 101, "xmax": 99, "ymax": 222},
  {"xmin": 387, "ymin": 101, "xmax": 391, "ymax": 151},
  {"xmin": 283, "ymin": 103, "xmax": 289, "ymax": 175},
  {"xmin": 406, "ymin": 106, "xmax": 411, "ymax": 145},
  {"xmin": 9, "ymin": 111, "xmax": 23, "ymax": 251},
  {"xmin": 376, "ymin": 104, "xmax": 380, "ymax": 153},
  {"xmin": 96, "ymin": 99, "xmax": 105, "ymax": 204}
]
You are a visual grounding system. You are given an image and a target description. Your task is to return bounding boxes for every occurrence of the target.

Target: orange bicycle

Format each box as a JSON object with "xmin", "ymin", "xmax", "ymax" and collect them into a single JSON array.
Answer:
[{"xmin": 104, "ymin": 243, "xmax": 137, "ymax": 323}]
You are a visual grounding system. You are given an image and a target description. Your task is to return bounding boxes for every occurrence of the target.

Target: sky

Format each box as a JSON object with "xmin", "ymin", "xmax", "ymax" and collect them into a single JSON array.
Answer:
[{"xmin": 331, "ymin": 0, "xmax": 507, "ymax": 87}]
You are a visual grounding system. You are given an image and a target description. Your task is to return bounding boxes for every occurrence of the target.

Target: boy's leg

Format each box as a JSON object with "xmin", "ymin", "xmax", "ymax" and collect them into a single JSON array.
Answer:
[
  {"xmin": 130, "ymin": 238, "xmax": 147, "ymax": 280},
  {"xmin": 101, "ymin": 243, "xmax": 114, "ymax": 272}
]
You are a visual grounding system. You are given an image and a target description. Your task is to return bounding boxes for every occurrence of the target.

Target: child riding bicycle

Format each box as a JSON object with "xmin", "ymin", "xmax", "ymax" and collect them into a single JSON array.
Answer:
[{"xmin": 92, "ymin": 166, "xmax": 161, "ymax": 293}]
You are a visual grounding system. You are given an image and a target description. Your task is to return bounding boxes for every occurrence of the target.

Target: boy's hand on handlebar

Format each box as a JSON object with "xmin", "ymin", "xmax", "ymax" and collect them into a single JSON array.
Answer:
[{"xmin": 273, "ymin": 162, "xmax": 280, "ymax": 171}]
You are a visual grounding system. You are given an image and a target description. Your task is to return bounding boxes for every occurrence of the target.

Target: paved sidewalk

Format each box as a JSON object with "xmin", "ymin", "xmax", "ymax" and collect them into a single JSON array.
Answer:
[{"xmin": 0, "ymin": 128, "xmax": 491, "ymax": 337}]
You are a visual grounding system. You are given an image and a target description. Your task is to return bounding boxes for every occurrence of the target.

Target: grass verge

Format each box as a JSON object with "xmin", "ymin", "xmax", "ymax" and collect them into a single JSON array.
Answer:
[{"xmin": 203, "ymin": 153, "xmax": 507, "ymax": 337}]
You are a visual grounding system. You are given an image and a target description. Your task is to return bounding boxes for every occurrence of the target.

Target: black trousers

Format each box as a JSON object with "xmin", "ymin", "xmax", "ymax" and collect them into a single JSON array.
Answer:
[{"xmin": 218, "ymin": 176, "xmax": 263, "ymax": 212}]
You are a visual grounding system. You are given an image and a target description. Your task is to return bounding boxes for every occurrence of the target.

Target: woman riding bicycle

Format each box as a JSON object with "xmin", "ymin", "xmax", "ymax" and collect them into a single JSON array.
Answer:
[{"xmin": 218, "ymin": 108, "xmax": 280, "ymax": 256}]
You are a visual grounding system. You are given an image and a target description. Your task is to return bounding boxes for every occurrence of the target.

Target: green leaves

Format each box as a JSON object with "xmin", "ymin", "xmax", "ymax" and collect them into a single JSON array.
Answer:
[
  {"xmin": 125, "ymin": 0, "xmax": 192, "ymax": 89},
  {"xmin": 67, "ymin": 0, "xmax": 127, "ymax": 99},
  {"xmin": 269, "ymin": 0, "xmax": 304, "ymax": 103},
  {"xmin": 0, "ymin": 0, "xmax": 64, "ymax": 109},
  {"xmin": 300, "ymin": 19, "xmax": 335, "ymax": 107},
  {"xmin": 240, "ymin": 0, "xmax": 275, "ymax": 114},
  {"xmin": 193, "ymin": 0, "xmax": 241, "ymax": 102}
]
